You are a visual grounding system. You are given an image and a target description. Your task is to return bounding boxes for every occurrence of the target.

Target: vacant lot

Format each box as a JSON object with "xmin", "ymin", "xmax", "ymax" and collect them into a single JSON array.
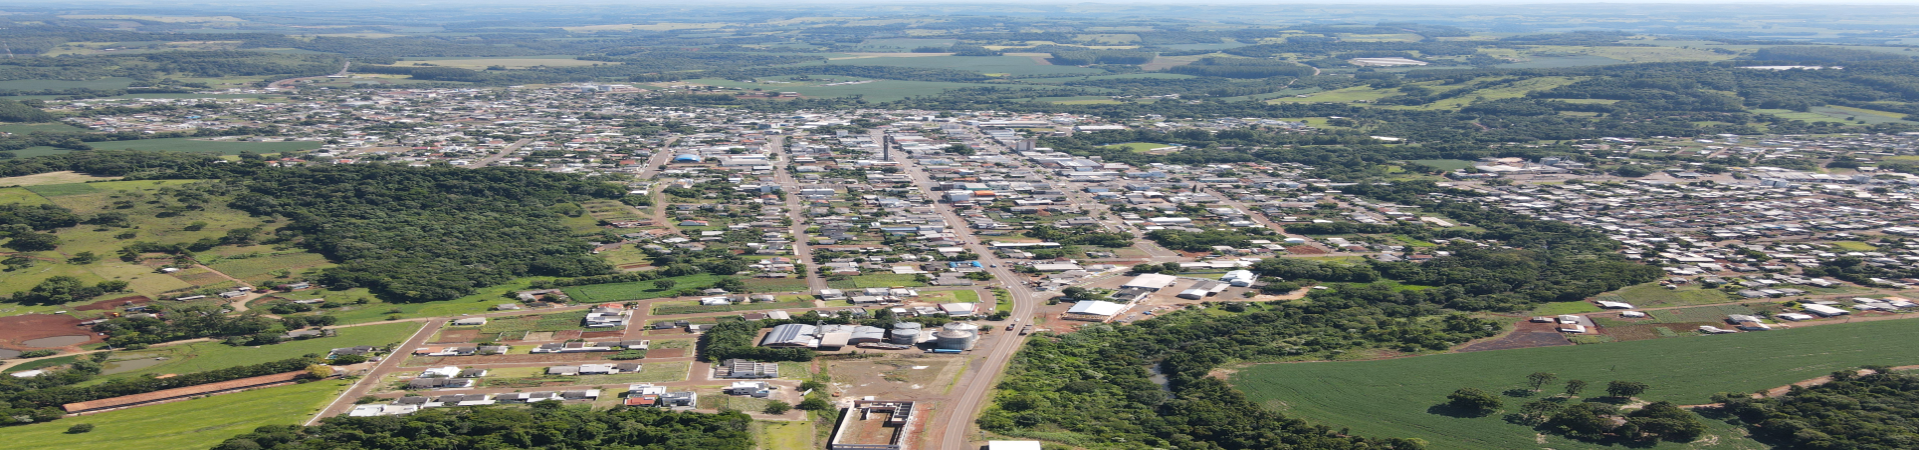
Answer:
[
  {"xmin": 0, "ymin": 171, "xmax": 121, "ymax": 187},
  {"xmin": 206, "ymin": 252, "xmax": 334, "ymax": 286},
  {"xmin": 563, "ymin": 273, "xmax": 724, "ymax": 303},
  {"xmin": 1231, "ymin": 319, "xmax": 1918, "ymax": 450},
  {"xmin": 826, "ymin": 274, "xmax": 928, "ymax": 289},
  {"xmin": 478, "ymin": 311, "xmax": 590, "ymax": 334},
  {"xmin": 652, "ymin": 299, "xmax": 814, "ymax": 316},
  {"xmin": 5, "ymin": 379, "xmax": 349, "ymax": 450},
  {"xmin": 1602, "ymin": 282, "xmax": 1734, "ymax": 308},
  {"xmin": 409, "ymin": 57, "xmax": 603, "ymax": 69},
  {"xmin": 83, "ymin": 322, "xmax": 419, "ymax": 384}
]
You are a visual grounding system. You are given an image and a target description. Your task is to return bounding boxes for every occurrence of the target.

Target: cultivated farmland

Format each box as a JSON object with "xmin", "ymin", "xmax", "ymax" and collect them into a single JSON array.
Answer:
[
  {"xmin": 3, "ymin": 379, "xmax": 351, "ymax": 450},
  {"xmin": 1230, "ymin": 319, "xmax": 1918, "ymax": 450}
]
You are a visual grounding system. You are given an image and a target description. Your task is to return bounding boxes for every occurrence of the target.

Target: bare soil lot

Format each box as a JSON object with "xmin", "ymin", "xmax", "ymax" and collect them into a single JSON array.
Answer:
[
  {"xmin": 0, "ymin": 314, "xmax": 99, "ymax": 350},
  {"xmin": 1455, "ymin": 320, "xmax": 1570, "ymax": 352},
  {"xmin": 75, "ymin": 295, "xmax": 151, "ymax": 311}
]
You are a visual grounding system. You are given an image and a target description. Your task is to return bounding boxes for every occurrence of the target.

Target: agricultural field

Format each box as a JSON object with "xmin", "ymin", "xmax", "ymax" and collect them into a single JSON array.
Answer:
[
  {"xmin": 1492, "ymin": 55, "xmax": 1626, "ymax": 69},
  {"xmin": 0, "ymin": 171, "xmax": 121, "ymax": 187},
  {"xmin": 0, "ymin": 77, "xmax": 136, "ymax": 91},
  {"xmin": 1267, "ymin": 86, "xmax": 1398, "ymax": 104},
  {"xmin": 826, "ymin": 274, "xmax": 929, "ymax": 289},
  {"xmin": 1231, "ymin": 319, "xmax": 1918, "ymax": 450},
  {"xmin": 82, "ymin": 321, "xmax": 419, "ymax": 384},
  {"xmin": 13, "ymin": 137, "xmax": 322, "ymax": 158},
  {"xmin": 3, "ymin": 379, "xmax": 351, "ymax": 450},
  {"xmin": 818, "ymin": 55, "xmax": 1106, "ymax": 76},
  {"xmin": 406, "ymin": 56, "xmax": 605, "ymax": 69},
  {"xmin": 1397, "ymin": 76, "xmax": 1586, "ymax": 110},
  {"xmin": 299, "ymin": 277, "xmax": 552, "ymax": 325}
]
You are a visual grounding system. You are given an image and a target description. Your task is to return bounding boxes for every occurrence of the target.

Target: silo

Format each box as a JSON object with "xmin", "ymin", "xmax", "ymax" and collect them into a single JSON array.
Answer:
[
  {"xmin": 934, "ymin": 322, "xmax": 980, "ymax": 350},
  {"xmin": 890, "ymin": 322, "xmax": 923, "ymax": 345}
]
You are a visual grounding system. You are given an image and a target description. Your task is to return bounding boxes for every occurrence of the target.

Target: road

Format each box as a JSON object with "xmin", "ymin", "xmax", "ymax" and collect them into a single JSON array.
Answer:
[
  {"xmin": 470, "ymin": 138, "xmax": 534, "ymax": 167},
  {"xmin": 871, "ymin": 130, "xmax": 1044, "ymax": 450},
  {"xmin": 307, "ymin": 317, "xmax": 444, "ymax": 423},
  {"xmin": 767, "ymin": 135, "xmax": 830, "ymax": 292},
  {"xmin": 267, "ymin": 61, "xmax": 351, "ymax": 90}
]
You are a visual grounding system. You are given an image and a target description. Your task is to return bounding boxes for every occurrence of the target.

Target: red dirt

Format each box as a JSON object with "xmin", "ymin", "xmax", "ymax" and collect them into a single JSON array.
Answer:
[
  {"xmin": 551, "ymin": 330, "xmax": 584, "ymax": 340},
  {"xmin": 646, "ymin": 348, "xmax": 687, "ymax": 358},
  {"xmin": 1285, "ymin": 245, "xmax": 1328, "ymax": 255},
  {"xmin": 433, "ymin": 329, "xmax": 481, "ymax": 344},
  {"xmin": 0, "ymin": 315, "xmax": 100, "ymax": 350},
  {"xmin": 581, "ymin": 330, "xmax": 624, "ymax": 339},
  {"xmin": 75, "ymin": 295, "xmax": 151, "ymax": 311},
  {"xmin": 1456, "ymin": 320, "xmax": 1571, "ymax": 352}
]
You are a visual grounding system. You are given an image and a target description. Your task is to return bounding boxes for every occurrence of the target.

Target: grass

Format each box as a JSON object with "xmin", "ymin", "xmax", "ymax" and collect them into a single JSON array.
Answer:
[
  {"xmin": 1648, "ymin": 304, "xmax": 1758, "ymax": 324},
  {"xmin": 1492, "ymin": 55, "xmax": 1626, "ymax": 69},
  {"xmin": 2, "ymin": 355, "xmax": 80, "ymax": 373},
  {"xmin": 1530, "ymin": 301, "xmax": 1602, "ymax": 316},
  {"xmin": 478, "ymin": 311, "xmax": 589, "ymax": 333},
  {"xmin": 1604, "ymin": 282, "xmax": 1734, "ymax": 308},
  {"xmin": 4, "ymin": 379, "xmax": 350, "ymax": 450},
  {"xmin": 652, "ymin": 300, "xmax": 815, "ymax": 316},
  {"xmin": 409, "ymin": 57, "xmax": 603, "ymax": 69},
  {"xmin": 206, "ymin": 252, "xmax": 334, "ymax": 286},
  {"xmin": 743, "ymin": 277, "xmax": 811, "ymax": 293},
  {"xmin": 563, "ymin": 273, "xmax": 725, "ymax": 303},
  {"xmin": 825, "ymin": 274, "xmax": 928, "ymax": 289},
  {"xmin": 754, "ymin": 420, "xmax": 814, "ymax": 450},
  {"xmin": 14, "ymin": 138, "xmax": 321, "ymax": 158},
  {"xmin": 306, "ymin": 278, "xmax": 551, "ymax": 325},
  {"xmin": 0, "ymin": 187, "xmax": 48, "ymax": 206},
  {"xmin": 84, "ymin": 322, "xmax": 419, "ymax": 383},
  {"xmin": 700, "ymin": 394, "xmax": 775, "ymax": 411},
  {"xmin": 1404, "ymin": 159, "xmax": 1476, "ymax": 171},
  {"xmin": 0, "ymin": 171, "xmax": 120, "ymax": 187},
  {"xmin": 24, "ymin": 183, "xmax": 98, "ymax": 197},
  {"xmin": 1231, "ymin": 319, "xmax": 1918, "ymax": 450},
  {"xmin": 0, "ymin": 77, "xmax": 135, "ymax": 91},
  {"xmin": 680, "ymin": 77, "xmax": 1018, "ymax": 103},
  {"xmin": 1268, "ymin": 86, "xmax": 1396, "ymax": 104},
  {"xmin": 1828, "ymin": 241, "xmax": 1878, "ymax": 251},
  {"xmin": 486, "ymin": 361, "xmax": 690, "ymax": 387}
]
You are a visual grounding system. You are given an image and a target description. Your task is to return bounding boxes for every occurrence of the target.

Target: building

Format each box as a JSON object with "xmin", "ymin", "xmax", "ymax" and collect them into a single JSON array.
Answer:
[
  {"xmin": 1064, "ymin": 300, "xmax": 1126, "ymax": 321},
  {"xmin": 1220, "ymin": 270, "xmax": 1256, "ymax": 287},
  {"xmin": 1802, "ymin": 304, "xmax": 1849, "ymax": 317},
  {"xmin": 762, "ymin": 323, "xmax": 820, "ymax": 347},
  {"xmin": 716, "ymin": 359, "xmax": 780, "ymax": 378},
  {"xmin": 828, "ymin": 401, "xmax": 917, "ymax": 450},
  {"xmin": 449, "ymin": 317, "xmax": 487, "ymax": 326},
  {"xmin": 1122, "ymin": 273, "xmax": 1178, "ymax": 290}
]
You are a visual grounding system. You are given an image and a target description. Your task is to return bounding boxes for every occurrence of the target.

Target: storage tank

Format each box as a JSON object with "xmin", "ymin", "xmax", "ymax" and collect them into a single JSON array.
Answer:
[
  {"xmin": 933, "ymin": 322, "xmax": 979, "ymax": 350},
  {"xmin": 890, "ymin": 322, "xmax": 923, "ymax": 345}
]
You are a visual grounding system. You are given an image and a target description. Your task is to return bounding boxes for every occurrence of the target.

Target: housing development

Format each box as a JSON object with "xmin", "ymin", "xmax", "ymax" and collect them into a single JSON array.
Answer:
[{"xmin": 0, "ymin": 3, "xmax": 1914, "ymax": 450}]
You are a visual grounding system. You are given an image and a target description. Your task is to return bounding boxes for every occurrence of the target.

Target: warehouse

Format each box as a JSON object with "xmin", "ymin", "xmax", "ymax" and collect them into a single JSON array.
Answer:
[
  {"xmin": 1063, "ymin": 300, "xmax": 1127, "ymax": 321},
  {"xmin": 1121, "ymin": 273, "xmax": 1178, "ymax": 290}
]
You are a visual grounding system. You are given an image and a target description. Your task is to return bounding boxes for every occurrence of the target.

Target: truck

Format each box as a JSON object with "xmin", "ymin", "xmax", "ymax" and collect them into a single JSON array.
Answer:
[{"xmin": 1018, "ymin": 325, "xmax": 1032, "ymax": 336}]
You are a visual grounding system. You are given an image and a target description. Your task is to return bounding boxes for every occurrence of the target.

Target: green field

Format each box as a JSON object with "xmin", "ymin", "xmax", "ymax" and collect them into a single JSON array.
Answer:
[
  {"xmin": 825, "ymin": 273, "xmax": 929, "ymax": 289},
  {"xmin": 562, "ymin": 273, "xmax": 725, "ymax": 303},
  {"xmin": 0, "ymin": 77, "xmax": 135, "ymax": 91},
  {"xmin": 742, "ymin": 277, "xmax": 811, "ymax": 293},
  {"xmin": 1021, "ymin": 73, "xmax": 1195, "ymax": 84},
  {"xmin": 819, "ymin": 55, "xmax": 1106, "ymax": 76},
  {"xmin": 684, "ymin": 77, "xmax": 1019, "ymax": 103},
  {"xmin": 1268, "ymin": 86, "xmax": 1397, "ymax": 104},
  {"xmin": 86, "ymin": 322, "xmax": 419, "ymax": 383},
  {"xmin": 1492, "ymin": 55, "xmax": 1626, "ymax": 69},
  {"xmin": 206, "ymin": 252, "xmax": 334, "ymax": 286},
  {"xmin": 1530, "ymin": 301, "xmax": 1603, "ymax": 316},
  {"xmin": 1829, "ymin": 241, "xmax": 1878, "ymax": 251},
  {"xmin": 14, "ymin": 137, "xmax": 322, "ymax": 158},
  {"xmin": 1404, "ymin": 159, "xmax": 1476, "ymax": 171},
  {"xmin": 1603, "ymin": 282, "xmax": 1735, "ymax": 308},
  {"xmin": 300, "ymin": 279, "xmax": 548, "ymax": 325},
  {"xmin": 2, "ymin": 355, "xmax": 80, "ymax": 373},
  {"xmin": 477, "ymin": 310, "xmax": 590, "ymax": 333},
  {"xmin": 6, "ymin": 379, "xmax": 348, "ymax": 450},
  {"xmin": 652, "ymin": 299, "xmax": 815, "ymax": 316},
  {"xmin": 1231, "ymin": 319, "xmax": 1918, "ymax": 450},
  {"xmin": 1647, "ymin": 304, "xmax": 1758, "ymax": 324}
]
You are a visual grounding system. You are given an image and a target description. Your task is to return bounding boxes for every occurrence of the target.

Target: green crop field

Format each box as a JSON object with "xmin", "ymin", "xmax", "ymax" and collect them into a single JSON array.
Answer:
[
  {"xmin": 820, "ymin": 55, "xmax": 1106, "ymax": 76},
  {"xmin": 14, "ymin": 137, "xmax": 322, "ymax": 158},
  {"xmin": 23, "ymin": 182, "xmax": 99, "ymax": 197},
  {"xmin": 0, "ymin": 187, "xmax": 50, "ymax": 205},
  {"xmin": 1605, "ymin": 282, "xmax": 1736, "ymax": 308},
  {"xmin": 1268, "ymin": 86, "xmax": 1397, "ymax": 104},
  {"xmin": 85, "ymin": 322, "xmax": 419, "ymax": 383},
  {"xmin": 297, "ymin": 278, "xmax": 547, "ymax": 325},
  {"xmin": 1829, "ymin": 241, "xmax": 1878, "ymax": 251},
  {"xmin": 1021, "ymin": 73, "xmax": 1195, "ymax": 84},
  {"xmin": 685, "ymin": 77, "xmax": 1019, "ymax": 102},
  {"xmin": 1493, "ymin": 55, "xmax": 1627, "ymax": 69},
  {"xmin": 1231, "ymin": 319, "xmax": 1918, "ymax": 450},
  {"xmin": 562, "ymin": 273, "xmax": 725, "ymax": 303},
  {"xmin": 5, "ymin": 379, "xmax": 350, "ymax": 450},
  {"xmin": 826, "ymin": 273, "xmax": 928, "ymax": 289},
  {"xmin": 1647, "ymin": 304, "xmax": 1759, "ymax": 324}
]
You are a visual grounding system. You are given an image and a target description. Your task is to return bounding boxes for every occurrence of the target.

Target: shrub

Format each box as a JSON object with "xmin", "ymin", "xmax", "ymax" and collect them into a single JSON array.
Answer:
[
  {"xmin": 763, "ymin": 401, "xmax": 792, "ymax": 414},
  {"xmin": 66, "ymin": 423, "xmax": 93, "ymax": 434}
]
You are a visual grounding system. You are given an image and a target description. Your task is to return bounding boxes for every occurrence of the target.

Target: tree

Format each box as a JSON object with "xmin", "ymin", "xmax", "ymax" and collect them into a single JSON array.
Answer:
[
  {"xmin": 1526, "ymin": 372, "xmax": 1558, "ymax": 392},
  {"xmin": 797, "ymin": 397, "xmax": 831, "ymax": 411},
  {"xmin": 1517, "ymin": 399, "xmax": 1563, "ymax": 425},
  {"xmin": 305, "ymin": 364, "xmax": 334, "ymax": 379},
  {"xmin": 1131, "ymin": 263, "xmax": 1158, "ymax": 274},
  {"xmin": 654, "ymin": 279, "xmax": 678, "ymax": 290},
  {"xmin": 799, "ymin": 380, "xmax": 827, "ymax": 392},
  {"xmin": 66, "ymin": 252, "xmax": 98, "ymax": 265},
  {"xmin": 763, "ymin": 401, "xmax": 792, "ymax": 414},
  {"xmin": 329, "ymin": 354, "xmax": 367, "ymax": 365},
  {"xmin": 1606, "ymin": 381, "xmax": 1648, "ymax": 399},
  {"xmin": 1563, "ymin": 379, "xmax": 1588, "ymax": 397},
  {"xmin": 1446, "ymin": 387, "xmax": 1501, "ymax": 415},
  {"xmin": 6, "ymin": 232, "xmax": 59, "ymax": 251},
  {"xmin": 964, "ymin": 271, "xmax": 993, "ymax": 281}
]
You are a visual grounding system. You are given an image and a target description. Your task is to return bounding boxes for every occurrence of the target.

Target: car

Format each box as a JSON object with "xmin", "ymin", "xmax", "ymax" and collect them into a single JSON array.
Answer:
[
  {"xmin": 990, "ymin": 264, "xmax": 998, "ymax": 268},
  {"xmin": 1006, "ymin": 324, "xmax": 1015, "ymax": 330}
]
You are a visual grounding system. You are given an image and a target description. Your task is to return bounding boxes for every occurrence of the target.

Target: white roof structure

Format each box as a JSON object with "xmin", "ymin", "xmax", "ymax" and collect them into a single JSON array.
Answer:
[
  {"xmin": 1122, "ymin": 273, "xmax": 1178, "ymax": 290},
  {"xmin": 1067, "ymin": 300, "xmax": 1126, "ymax": 317}
]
